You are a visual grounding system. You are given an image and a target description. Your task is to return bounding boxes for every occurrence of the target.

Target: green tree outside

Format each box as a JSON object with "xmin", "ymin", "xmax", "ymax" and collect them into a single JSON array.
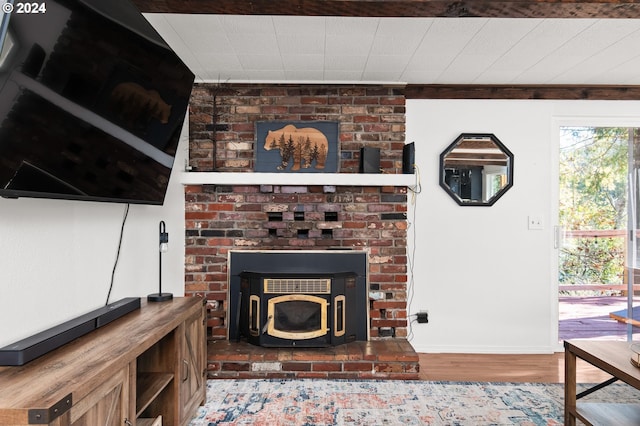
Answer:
[{"xmin": 559, "ymin": 127, "xmax": 629, "ymax": 291}]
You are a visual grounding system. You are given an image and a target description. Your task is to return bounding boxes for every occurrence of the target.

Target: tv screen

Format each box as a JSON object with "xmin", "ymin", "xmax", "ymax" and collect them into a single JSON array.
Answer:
[{"xmin": 0, "ymin": 0, "xmax": 194, "ymax": 204}]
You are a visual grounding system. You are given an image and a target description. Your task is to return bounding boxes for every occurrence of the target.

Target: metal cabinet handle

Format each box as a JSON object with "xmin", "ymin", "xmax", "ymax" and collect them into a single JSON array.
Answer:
[{"xmin": 183, "ymin": 359, "xmax": 189, "ymax": 382}]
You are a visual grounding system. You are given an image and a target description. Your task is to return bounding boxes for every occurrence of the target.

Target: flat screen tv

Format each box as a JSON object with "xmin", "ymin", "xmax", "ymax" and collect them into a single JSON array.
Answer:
[{"xmin": 0, "ymin": 0, "xmax": 194, "ymax": 205}]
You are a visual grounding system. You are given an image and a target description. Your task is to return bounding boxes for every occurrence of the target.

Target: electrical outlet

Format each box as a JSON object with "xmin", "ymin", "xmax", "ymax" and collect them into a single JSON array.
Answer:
[
  {"xmin": 417, "ymin": 311, "xmax": 429, "ymax": 323},
  {"xmin": 528, "ymin": 215, "xmax": 544, "ymax": 230}
]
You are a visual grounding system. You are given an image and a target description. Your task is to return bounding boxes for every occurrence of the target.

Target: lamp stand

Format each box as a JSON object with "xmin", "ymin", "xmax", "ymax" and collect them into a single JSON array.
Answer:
[{"xmin": 148, "ymin": 220, "xmax": 173, "ymax": 302}]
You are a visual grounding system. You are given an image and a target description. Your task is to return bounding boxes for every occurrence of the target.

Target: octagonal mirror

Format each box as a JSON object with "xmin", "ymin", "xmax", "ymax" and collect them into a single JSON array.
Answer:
[{"xmin": 439, "ymin": 133, "xmax": 513, "ymax": 206}]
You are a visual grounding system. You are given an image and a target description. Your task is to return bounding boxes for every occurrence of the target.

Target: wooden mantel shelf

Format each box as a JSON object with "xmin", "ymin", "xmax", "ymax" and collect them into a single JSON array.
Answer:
[{"xmin": 180, "ymin": 171, "xmax": 417, "ymax": 187}]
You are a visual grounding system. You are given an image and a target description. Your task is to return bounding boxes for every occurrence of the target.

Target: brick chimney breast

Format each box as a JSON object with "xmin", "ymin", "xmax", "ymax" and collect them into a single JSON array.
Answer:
[{"xmin": 186, "ymin": 84, "xmax": 408, "ymax": 341}]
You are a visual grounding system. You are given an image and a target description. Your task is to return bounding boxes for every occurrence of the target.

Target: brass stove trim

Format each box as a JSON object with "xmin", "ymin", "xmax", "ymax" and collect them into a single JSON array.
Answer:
[
  {"xmin": 334, "ymin": 295, "xmax": 345, "ymax": 337},
  {"xmin": 249, "ymin": 295, "xmax": 260, "ymax": 336}
]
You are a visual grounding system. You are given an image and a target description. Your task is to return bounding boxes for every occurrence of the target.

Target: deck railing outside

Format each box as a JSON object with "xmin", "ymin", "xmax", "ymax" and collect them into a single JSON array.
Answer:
[{"xmin": 559, "ymin": 229, "xmax": 640, "ymax": 294}]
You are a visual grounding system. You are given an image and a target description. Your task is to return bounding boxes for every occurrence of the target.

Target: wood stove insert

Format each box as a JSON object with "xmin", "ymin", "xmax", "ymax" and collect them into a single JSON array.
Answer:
[{"xmin": 228, "ymin": 250, "xmax": 369, "ymax": 347}]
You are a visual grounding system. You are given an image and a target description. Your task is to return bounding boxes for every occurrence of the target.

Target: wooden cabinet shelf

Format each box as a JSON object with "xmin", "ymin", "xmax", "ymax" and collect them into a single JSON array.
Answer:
[
  {"xmin": 136, "ymin": 373, "xmax": 175, "ymax": 417},
  {"xmin": 138, "ymin": 417, "xmax": 163, "ymax": 426},
  {"xmin": 0, "ymin": 297, "xmax": 206, "ymax": 426}
]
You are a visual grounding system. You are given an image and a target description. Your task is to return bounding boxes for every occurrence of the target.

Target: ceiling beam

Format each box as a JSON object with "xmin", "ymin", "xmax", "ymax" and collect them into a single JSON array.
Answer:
[
  {"xmin": 404, "ymin": 85, "xmax": 640, "ymax": 100},
  {"xmin": 133, "ymin": 0, "xmax": 640, "ymax": 18}
]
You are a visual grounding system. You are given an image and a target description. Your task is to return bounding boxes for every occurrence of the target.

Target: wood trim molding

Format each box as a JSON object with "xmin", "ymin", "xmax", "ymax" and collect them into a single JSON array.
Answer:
[
  {"xmin": 133, "ymin": 0, "xmax": 640, "ymax": 18},
  {"xmin": 403, "ymin": 85, "xmax": 640, "ymax": 100}
]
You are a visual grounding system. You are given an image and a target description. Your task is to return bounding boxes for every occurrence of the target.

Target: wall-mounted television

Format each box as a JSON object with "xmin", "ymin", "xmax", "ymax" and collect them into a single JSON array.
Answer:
[{"xmin": 0, "ymin": 0, "xmax": 194, "ymax": 205}]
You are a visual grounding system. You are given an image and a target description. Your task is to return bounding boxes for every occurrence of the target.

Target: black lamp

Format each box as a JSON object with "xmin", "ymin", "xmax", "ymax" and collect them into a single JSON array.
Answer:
[{"xmin": 148, "ymin": 220, "xmax": 173, "ymax": 302}]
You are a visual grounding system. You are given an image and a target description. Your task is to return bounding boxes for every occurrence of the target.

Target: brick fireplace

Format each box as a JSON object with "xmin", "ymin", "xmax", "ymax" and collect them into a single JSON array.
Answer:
[{"xmin": 184, "ymin": 84, "xmax": 418, "ymax": 379}]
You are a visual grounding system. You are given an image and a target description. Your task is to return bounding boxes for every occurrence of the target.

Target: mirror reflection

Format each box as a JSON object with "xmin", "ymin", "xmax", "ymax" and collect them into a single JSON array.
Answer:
[{"xmin": 439, "ymin": 133, "xmax": 513, "ymax": 206}]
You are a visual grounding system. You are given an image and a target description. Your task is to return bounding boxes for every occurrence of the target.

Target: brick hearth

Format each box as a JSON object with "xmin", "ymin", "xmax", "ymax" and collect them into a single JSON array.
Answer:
[{"xmin": 207, "ymin": 339, "xmax": 419, "ymax": 380}]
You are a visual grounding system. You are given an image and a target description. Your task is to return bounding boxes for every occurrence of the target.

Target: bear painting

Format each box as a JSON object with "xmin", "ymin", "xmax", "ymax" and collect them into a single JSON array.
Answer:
[{"xmin": 263, "ymin": 124, "xmax": 330, "ymax": 171}]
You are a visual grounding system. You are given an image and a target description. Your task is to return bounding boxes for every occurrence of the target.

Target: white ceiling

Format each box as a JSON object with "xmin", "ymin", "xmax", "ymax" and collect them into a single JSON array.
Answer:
[{"xmin": 144, "ymin": 14, "xmax": 640, "ymax": 86}]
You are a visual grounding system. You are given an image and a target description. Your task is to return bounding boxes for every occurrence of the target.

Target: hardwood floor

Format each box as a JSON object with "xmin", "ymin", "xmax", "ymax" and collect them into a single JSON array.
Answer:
[
  {"xmin": 416, "ymin": 297, "xmax": 635, "ymax": 384},
  {"xmin": 418, "ymin": 352, "xmax": 612, "ymax": 383}
]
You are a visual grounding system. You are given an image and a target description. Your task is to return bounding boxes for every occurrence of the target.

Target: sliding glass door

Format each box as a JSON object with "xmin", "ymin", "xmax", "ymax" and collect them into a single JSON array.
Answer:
[
  {"xmin": 558, "ymin": 127, "xmax": 639, "ymax": 342},
  {"xmin": 626, "ymin": 128, "xmax": 640, "ymax": 340}
]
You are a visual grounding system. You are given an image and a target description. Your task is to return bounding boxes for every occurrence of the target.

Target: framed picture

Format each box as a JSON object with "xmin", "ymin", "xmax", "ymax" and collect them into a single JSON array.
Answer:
[{"xmin": 255, "ymin": 121, "xmax": 339, "ymax": 173}]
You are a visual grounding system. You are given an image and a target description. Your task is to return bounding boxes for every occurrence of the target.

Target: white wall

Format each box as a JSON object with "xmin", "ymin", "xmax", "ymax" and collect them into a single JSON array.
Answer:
[
  {"xmin": 0, "ymin": 122, "xmax": 188, "ymax": 348},
  {"xmin": 4, "ymin": 100, "xmax": 640, "ymax": 354},
  {"xmin": 406, "ymin": 99, "xmax": 640, "ymax": 354}
]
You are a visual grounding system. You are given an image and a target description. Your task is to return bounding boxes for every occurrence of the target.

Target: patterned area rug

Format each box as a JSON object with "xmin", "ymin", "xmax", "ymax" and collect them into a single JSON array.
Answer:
[{"xmin": 188, "ymin": 379, "xmax": 640, "ymax": 425}]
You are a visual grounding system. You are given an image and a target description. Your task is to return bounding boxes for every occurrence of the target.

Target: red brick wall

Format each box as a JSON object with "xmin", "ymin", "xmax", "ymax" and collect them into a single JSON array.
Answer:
[
  {"xmin": 188, "ymin": 85, "xmax": 405, "ymax": 173},
  {"xmin": 185, "ymin": 84, "xmax": 409, "ymax": 340}
]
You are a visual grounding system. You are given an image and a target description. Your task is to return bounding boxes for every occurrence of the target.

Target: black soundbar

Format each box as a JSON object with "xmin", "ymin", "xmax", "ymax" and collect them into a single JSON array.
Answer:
[{"xmin": 0, "ymin": 297, "xmax": 140, "ymax": 366}]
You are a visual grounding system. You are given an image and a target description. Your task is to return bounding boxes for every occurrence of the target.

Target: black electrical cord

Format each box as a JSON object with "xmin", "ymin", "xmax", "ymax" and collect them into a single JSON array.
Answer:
[
  {"xmin": 406, "ymin": 169, "xmax": 419, "ymax": 342},
  {"xmin": 105, "ymin": 203, "xmax": 130, "ymax": 305}
]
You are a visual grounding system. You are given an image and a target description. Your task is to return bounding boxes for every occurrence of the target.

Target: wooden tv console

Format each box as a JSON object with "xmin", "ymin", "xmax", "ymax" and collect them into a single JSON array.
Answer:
[{"xmin": 0, "ymin": 297, "xmax": 206, "ymax": 426}]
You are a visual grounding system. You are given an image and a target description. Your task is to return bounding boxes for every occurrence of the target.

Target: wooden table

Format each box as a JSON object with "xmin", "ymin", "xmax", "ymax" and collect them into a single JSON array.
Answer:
[{"xmin": 564, "ymin": 340, "xmax": 640, "ymax": 425}]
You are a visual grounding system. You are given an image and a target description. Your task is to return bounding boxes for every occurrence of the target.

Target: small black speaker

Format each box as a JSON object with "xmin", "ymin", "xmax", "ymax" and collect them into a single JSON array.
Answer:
[
  {"xmin": 402, "ymin": 142, "xmax": 415, "ymax": 174},
  {"xmin": 359, "ymin": 147, "xmax": 380, "ymax": 173}
]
